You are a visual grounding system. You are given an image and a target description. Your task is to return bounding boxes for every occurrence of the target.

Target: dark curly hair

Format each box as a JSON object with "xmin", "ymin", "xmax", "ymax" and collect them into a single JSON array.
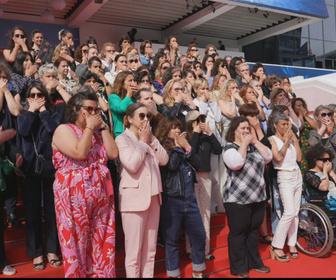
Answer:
[
  {"xmin": 306, "ymin": 144, "xmax": 335, "ymax": 170},
  {"xmin": 155, "ymin": 116, "xmax": 183, "ymax": 153}
]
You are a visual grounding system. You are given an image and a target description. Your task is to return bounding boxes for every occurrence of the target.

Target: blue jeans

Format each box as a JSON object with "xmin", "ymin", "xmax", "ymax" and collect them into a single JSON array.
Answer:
[{"xmin": 161, "ymin": 190, "xmax": 206, "ymax": 277}]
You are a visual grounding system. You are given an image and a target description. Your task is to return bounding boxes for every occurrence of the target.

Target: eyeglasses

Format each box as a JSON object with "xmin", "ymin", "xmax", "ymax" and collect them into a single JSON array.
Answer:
[
  {"xmin": 190, "ymin": 49, "xmax": 198, "ymax": 52},
  {"xmin": 82, "ymin": 105, "xmax": 101, "ymax": 115},
  {"xmin": 174, "ymin": 88, "xmax": 184, "ymax": 92},
  {"xmin": 129, "ymin": 59, "xmax": 139, "ymax": 63},
  {"xmin": 197, "ymin": 116, "xmax": 206, "ymax": 123},
  {"xmin": 162, "ymin": 66, "xmax": 169, "ymax": 70},
  {"xmin": 141, "ymin": 79, "xmax": 150, "ymax": 84},
  {"xmin": 318, "ymin": 158, "xmax": 331, "ymax": 162},
  {"xmin": 29, "ymin": 93, "xmax": 44, "ymax": 99},
  {"xmin": 136, "ymin": 112, "xmax": 153, "ymax": 120},
  {"xmin": 320, "ymin": 112, "xmax": 333, "ymax": 117},
  {"xmin": 15, "ymin": 34, "xmax": 25, "ymax": 39}
]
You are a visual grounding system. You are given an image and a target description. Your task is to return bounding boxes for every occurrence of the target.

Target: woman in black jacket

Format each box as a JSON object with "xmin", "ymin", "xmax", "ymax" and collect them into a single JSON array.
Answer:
[
  {"xmin": 184, "ymin": 110, "xmax": 222, "ymax": 260},
  {"xmin": 156, "ymin": 116, "xmax": 207, "ymax": 278},
  {"xmin": 17, "ymin": 82, "xmax": 62, "ymax": 271}
]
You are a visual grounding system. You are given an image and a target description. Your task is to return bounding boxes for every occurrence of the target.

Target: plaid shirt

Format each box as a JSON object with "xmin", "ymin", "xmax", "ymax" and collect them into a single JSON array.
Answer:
[{"xmin": 223, "ymin": 142, "xmax": 270, "ymax": 204}]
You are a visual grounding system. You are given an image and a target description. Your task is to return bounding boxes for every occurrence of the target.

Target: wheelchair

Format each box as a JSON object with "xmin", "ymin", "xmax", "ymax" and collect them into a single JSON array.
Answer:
[{"xmin": 297, "ymin": 184, "xmax": 336, "ymax": 257}]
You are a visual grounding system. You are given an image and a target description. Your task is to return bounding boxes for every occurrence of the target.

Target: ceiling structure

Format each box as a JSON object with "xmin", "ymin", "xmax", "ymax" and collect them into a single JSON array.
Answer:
[{"xmin": 0, "ymin": 0, "xmax": 326, "ymax": 47}]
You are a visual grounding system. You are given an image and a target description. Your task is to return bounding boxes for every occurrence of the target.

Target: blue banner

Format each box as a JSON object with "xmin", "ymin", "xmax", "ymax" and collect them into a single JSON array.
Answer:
[{"xmin": 229, "ymin": 0, "xmax": 328, "ymax": 19}]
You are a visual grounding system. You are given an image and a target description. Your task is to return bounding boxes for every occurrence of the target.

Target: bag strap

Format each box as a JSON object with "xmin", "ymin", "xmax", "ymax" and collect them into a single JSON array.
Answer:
[{"xmin": 31, "ymin": 133, "xmax": 39, "ymax": 156}]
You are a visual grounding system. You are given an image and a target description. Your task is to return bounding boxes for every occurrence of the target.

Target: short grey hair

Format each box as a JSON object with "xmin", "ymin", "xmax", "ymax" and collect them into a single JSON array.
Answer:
[
  {"xmin": 271, "ymin": 112, "xmax": 289, "ymax": 134},
  {"xmin": 38, "ymin": 63, "xmax": 58, "ymax": 78}
]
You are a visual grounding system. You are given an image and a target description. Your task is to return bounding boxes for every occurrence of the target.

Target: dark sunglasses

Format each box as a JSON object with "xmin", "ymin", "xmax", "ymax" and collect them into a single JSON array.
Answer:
[
  {"xmin": 162, "ymin": 66, "xmax": 169, "ymax": 70},
  {"xmin": 320, "ymin": 112, "xmax": 333, "ymax": 117},
  {"xmin": 15, "ymin": 34, "xmax": 25, "ymax": 39},
  {"xmin": 220, "ymin": 64, "xmax": 226, "ymax": 68},
  {"xmin": 129, "ymin": 59, "xmax": 139, "ymax": 63},
  {"xmin": 197, "ymin": 116, "xmax": 206, "ymax": 123},
  {"xmin": 29, "ymin": 93, "xmax": 44, "ymax": 99},
  {"xmin": 191, "ymin": 49, "xmax": 198, "ymax": 52},
  {"xmin": 318, "ymin": 158, "xmax": 331, "ymax": 162},
  {"xmin": 136, "ymin": 112, "xmax": 153, "ymax": 120},
  {"xmin": 83, "ymin": 50, "xmax": 89, "ymax": 54},
  {"xmin": 82, "ymin": 105, "xmax": 101, "ymax": 115}
]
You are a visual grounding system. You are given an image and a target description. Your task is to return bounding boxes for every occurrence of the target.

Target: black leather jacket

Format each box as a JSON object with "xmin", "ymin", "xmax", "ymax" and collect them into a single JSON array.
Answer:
[{"xmin": 160, "ymin": 146, "xmax": 200, "ymax": 197}]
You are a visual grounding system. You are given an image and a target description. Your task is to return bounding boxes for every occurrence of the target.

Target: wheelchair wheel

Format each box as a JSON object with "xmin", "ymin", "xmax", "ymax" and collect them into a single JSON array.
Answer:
[{"xmin": 297, "ymin": 203, "xmax": 334, "ymax": 257}]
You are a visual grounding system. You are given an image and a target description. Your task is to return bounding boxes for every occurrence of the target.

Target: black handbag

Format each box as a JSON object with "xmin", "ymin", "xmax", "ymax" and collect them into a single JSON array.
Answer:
[{"xmin": 31, "ymin": 133, "xmax": 56, "ymax": 179}]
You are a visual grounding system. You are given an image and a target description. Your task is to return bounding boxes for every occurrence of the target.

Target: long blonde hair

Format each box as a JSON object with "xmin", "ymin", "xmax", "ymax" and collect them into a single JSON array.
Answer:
[
  {"xmin": 218, "ymin": 78, "xmax": 237, "ymax": 101},
  {"xmin": 163, "ymin": 79, "xmax": 181, "ymax": 108}
]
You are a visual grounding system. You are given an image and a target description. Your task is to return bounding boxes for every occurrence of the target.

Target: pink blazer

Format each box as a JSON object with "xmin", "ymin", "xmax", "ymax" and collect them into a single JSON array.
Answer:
[{"xmin": 115, "ymin": 129, "xmax": 169, "ymax": 212}]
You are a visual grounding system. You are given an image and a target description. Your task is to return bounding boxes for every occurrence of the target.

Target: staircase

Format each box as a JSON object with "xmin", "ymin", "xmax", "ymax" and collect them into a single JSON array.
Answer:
[{"xmin": 3, "ymin": 195, "xmax": 272, "ymax": 278}]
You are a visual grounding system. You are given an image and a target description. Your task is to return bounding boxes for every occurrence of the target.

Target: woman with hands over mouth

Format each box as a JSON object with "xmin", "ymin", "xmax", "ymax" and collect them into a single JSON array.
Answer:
[
  {"xmin": 52, "ymin": 86, "xmax": 118, "ymax": 278},
  {"xmin": 308, "ymin": 105, "xmax": 336, "ymax": 172},
  {"xmin": 156, "ymin": 116, "xmax": 207, "ymax": 278},
  {"xmin": 115, "ymin": 102, "xmax": 168, "ymax": 278},
  {"xmin": 223, "ymin": 116, "xmax": 272, "ymax": 278},
  {"xmin": 17, "ymin": 82, "xmax": 62, "ymax": 273},
  {"xmin": 268, "ymin": 113, "xmax": 302, "ymax": 263}
]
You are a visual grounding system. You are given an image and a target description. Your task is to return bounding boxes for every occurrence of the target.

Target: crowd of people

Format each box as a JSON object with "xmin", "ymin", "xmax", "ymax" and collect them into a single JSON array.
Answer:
[{"xmin": 0, "ymin": 25, "xmax": 335, "ymax": 278}]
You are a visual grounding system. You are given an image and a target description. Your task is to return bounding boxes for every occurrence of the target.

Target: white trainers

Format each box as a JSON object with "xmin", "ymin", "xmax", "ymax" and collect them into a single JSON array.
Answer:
[{"xmin": 1, "ymin": 265, "xmax": 17, "ymax": 276}]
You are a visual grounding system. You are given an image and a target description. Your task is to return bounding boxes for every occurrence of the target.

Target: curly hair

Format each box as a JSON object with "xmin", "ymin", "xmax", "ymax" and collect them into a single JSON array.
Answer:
[
  {"xmin": 218, "ymin": 78, "xmax": 238, "ymax": 101},
  {"xmin": 155, "ymin": 116, "xmax": 183, "ymax": 153},
  {"xmin": 305, "ymin": 144, "xmax": 335, "ymax": 170},
  {"xmin": 269, "ymin": 88, "xmax": 288, "ymax": 109},
  {"xmin": 74, "ymin": 43, "xmax": 88, "ymax": 64},
  {"xmin": 52, "ymin": 43, "xmax": 70, "ymax": 64}
]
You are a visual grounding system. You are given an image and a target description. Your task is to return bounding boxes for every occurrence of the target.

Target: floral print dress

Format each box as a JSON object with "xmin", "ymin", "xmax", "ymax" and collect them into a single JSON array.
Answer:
[
  {"xmin": 299, "ymin": 119, "xmax": 313, "ymax": 176},
  {"xmin": 52, "ymin": 124, "xmax": 115, "ymax": 278}
]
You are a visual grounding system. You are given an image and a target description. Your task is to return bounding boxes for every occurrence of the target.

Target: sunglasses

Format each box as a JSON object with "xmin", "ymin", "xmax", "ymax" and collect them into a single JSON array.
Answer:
[
  {"xmin": 162, "ymin": 66, "xmax": 169, "ymax": 70},
  {"xmin": 83, "ymin": 50, "xmax": 89, "ymax": 54},
  {"xmin": 129, "ymin": 59, "xmax": 139, "ymax": 63},
  {"xmin": 82, "ymin": 105, "xmax": 101, "ymax": 115},
  {"xmin": 136, "ymin": 112, "xmax": 153, "ymax": 120},
  {"xmin": 141, "ymin": 79, "xmax": 150, "ymax": 84},
  {"xmin": 320, "ymin": 112, "xmax": 333, "ymax": 117},
  {"xmin": 220, "ymin": 65, "xmax": 226, "ymax": 68},
  {"xmin": 15, "ymin": 34, "xmax": 25, "ymax": 39},
  {"xmin": 191, "ymin": 49, "xmax": 198, "ymax": 52},
  {"xmin": 29, "ymin": 93, "xmax": 44, "ymax": 99},
  {"xmin": 318, "ymin": 158, "xmax": 331, "ymax": 162},
  {"xmin": 197, "ymin": 116, "xmax": 206, "ymax": 123}
]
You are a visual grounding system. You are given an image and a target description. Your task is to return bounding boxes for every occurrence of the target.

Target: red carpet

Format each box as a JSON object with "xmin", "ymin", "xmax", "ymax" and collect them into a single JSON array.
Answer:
[{"xmin": 3, "ymin": 207, "xmax": 336, "ymax": 278}]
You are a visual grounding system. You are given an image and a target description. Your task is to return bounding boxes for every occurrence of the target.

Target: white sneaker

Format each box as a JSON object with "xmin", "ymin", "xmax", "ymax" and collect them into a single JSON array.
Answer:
[{"xmin": 1, "ymin": 265, "xmax": 17, "ymax": 276}]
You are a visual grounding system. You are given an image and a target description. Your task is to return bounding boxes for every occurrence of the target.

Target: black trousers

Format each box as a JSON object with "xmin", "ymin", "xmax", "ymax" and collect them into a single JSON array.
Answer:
[
  {"xmin": 22, "ymin": 173, "xmax": 59, "ymax": 258},
  {"xmin": 0, "ymin": 192, "xmax": 7, "ymax": 269},
  {"xmin": 224, "ymin": 200, "xmax": 266, "ymax": 275}
]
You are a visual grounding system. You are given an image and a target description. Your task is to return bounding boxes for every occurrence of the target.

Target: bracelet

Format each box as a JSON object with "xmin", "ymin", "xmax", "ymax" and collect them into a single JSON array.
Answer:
[
  {"xmin": 185, "ymin": 146, "xmax": 191, "ymax": 154},
  {"xmin": 85, "ymin": 127, "xmax": 94, "ymax": 132}
]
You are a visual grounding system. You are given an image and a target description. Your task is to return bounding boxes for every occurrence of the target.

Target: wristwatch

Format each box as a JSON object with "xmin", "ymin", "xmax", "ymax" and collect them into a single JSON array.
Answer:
[
  {"xmin": 97, "ymin": 93, "xmax": 102, "ymax": 98},
  {"xmin": 104, "ymin": 82, "xmax": 110, "ymax": 87}
]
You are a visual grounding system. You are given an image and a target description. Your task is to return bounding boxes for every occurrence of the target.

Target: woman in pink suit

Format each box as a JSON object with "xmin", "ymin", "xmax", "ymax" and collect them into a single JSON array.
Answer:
[{"xmin": 115, "ymin": 102, "xmax": 169, "ymax": 278}]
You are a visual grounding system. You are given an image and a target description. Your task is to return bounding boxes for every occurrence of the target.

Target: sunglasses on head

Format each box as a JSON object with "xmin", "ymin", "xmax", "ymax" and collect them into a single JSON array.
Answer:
[
  {"xmin": 318, "ymin": 157, "xmax": 331, "ymax": 162},
  {"xmin": 129, "ymin": 59, "xmax": 139, "ymax": 63},
  {"xmin": 197, "ymin": 116, "xmax": 206, "ymax": 123},
  {"xmin": 29, "ymin": 93, "xmax": 44, "ymax": 99},
  {"xmin": 15, "ymin": 34, "xmax": 25, "ymax": 39},
  {"xmin": 320, "ymin": 112, "xmax": 333, "ymax": 117},
  {"xmin": 82, "ymin": 105, "xmax": 101, "ymax": 115},
  {"xmin": 137, "ymin": 112, "xmax": 153, "ymax": 120}
]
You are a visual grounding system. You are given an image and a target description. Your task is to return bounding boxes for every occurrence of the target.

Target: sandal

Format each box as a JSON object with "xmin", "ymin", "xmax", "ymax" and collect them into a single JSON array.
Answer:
[
  {"xmin": 260, "ymin": 234, "xmax": 273, "ymax": 244},
  {"xmin": 1, "ymin": 265, "xmax": 17, "ymax": 276},
  {"xmin": 47, "ymin": 254, "xmax": 62, "ymax": 268},
  {"xmin": 33, "ymin": 259, "xmax": 45, "ymax": 271}
]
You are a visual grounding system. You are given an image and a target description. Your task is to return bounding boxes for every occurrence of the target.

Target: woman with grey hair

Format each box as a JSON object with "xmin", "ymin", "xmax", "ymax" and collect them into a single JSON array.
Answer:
[
  {"xmin": 268, "ymin": 112, "xmax": 302, "ymax": 262},
  {"xmin": 308, "ymin": 104, "xmax": 336, "ymax": 172},
  {"xmin": 39, "ymin": 63, "xmax": 71, "ymax": 121}
]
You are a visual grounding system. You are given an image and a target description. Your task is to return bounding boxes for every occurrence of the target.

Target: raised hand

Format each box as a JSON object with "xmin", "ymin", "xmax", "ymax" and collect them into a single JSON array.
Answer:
[
  {"xmin": 176, "ymin": 131, "xmax": 190, "ymax": 150},
  {"xmin": 139, "ymin": 120, "xmax": 151, "ymax": 142},
  {"xmin": 84, "ymin": 111, "xmax": 103, "ymax": 129},
  {"xmin": 242, "ymin": 133, "xmax": 253, "ymax": 146},
  {"xmin": 27, "ymin": 97, "xmax": 45, "ymax": 113},
  {"xmin": 25, "ymin": 64, "xmax": 38, "ymax": 77}
]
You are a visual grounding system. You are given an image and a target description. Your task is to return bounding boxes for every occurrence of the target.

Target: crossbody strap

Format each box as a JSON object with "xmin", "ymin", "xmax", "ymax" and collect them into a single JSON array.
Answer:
[{"xmin": 31, "ymin": 133, "xmax": 39, "ymax": 156}]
